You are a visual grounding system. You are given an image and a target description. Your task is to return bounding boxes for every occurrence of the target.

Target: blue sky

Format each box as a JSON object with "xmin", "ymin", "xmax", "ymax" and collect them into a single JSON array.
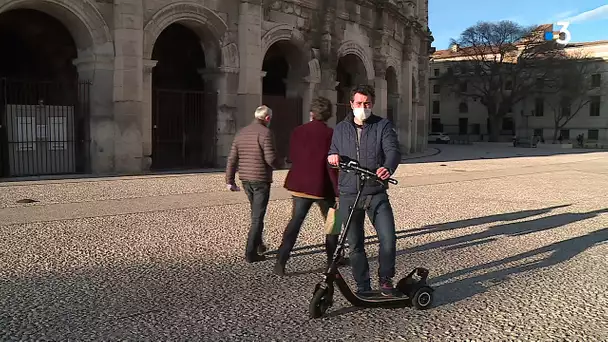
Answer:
[{"xmin": 429, "ymin": 1, "xmax": 608, "ymax": 50}]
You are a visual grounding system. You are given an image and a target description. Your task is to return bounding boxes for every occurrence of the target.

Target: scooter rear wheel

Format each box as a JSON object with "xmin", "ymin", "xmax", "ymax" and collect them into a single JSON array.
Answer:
[
  {"xmin": 412, "ymin": 286, "xmax": 433, "ymax": 310},
  {"xmin": 309, "ymin": 287, "xmax": 332, "ymax": 318}
]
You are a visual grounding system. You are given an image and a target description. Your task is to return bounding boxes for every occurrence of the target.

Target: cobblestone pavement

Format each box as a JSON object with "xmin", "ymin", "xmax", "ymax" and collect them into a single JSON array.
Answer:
[{"xmin": 1, "ymin": 146, "xmax": 607, "ymax": 341}]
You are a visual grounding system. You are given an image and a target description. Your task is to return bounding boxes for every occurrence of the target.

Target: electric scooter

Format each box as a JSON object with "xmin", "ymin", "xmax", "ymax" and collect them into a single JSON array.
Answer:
[{"xmin": 309, "ymin": 157, "xmax": 434, "ymax": 318}]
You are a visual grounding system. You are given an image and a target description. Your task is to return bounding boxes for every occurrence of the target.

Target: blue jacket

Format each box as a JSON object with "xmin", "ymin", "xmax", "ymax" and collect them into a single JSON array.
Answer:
[{"xmin": 328, "ymin": 112, "xmax": 401, "ymax": 196}]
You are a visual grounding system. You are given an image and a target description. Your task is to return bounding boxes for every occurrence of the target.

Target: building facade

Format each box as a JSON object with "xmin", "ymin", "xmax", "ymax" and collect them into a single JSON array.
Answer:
[
  {"xmin": 0, "ymin": 0, "xmax": 431, "ymax": 178},
  {"xmin": 429, "ymin": 39, "xmax": 608, "ymax": 144}
]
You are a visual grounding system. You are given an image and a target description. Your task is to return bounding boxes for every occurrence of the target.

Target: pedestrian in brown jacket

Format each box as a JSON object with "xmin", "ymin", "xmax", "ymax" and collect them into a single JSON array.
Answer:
[{"xmin": 226, "ymin": 105, "xmax": 281, "ymax": 263}]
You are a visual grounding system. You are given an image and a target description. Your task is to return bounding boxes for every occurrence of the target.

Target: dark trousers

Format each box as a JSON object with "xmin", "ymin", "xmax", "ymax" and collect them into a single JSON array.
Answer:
[
  {"xmin": 242, "ymin": 181, "xmax": 271, "ymax": 257},
  {"xmin": 277, "ymin": 196, "xmax": 335, "ymax": 264},
  {"xmin": 339, "ymin": 192, "xmax": 396, "ymax": 292}
]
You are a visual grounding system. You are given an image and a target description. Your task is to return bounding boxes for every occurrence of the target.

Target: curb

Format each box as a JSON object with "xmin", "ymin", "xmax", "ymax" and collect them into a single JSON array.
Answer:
[{"xmin": 401, "ymin": 147, "xmax": 441, "ymax": 161}]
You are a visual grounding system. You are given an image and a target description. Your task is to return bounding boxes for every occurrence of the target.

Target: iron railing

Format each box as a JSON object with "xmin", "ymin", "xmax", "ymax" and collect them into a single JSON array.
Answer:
[
  {"xmin": 152, "ymin": 88, "xmax": 217, "ymax": 170},
  {"xmin": 0, "ymin": 78, "xmax": 90, "ymax": 177}
]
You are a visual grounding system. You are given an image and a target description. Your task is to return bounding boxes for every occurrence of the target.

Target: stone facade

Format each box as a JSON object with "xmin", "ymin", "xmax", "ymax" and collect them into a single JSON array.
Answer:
[{"xmin": 0, "ymin": 0, "xmax": 431, "ymax": 175}]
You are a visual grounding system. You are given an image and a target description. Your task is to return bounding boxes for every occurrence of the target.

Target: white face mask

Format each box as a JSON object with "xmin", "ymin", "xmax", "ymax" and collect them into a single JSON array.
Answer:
[{"xmin": 353, "ymin": 108, "xmax": 372, "ymax": 121}]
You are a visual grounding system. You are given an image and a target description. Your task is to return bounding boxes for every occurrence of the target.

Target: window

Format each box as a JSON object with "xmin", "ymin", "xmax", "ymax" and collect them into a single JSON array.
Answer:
[
  {"xmin": 534, "ymin": 98, "xmax": 544, "ymax": 116},
  {"xmin": 433, "ymin": 68, "xmax": 439, "ymax": 76},
  {"xmin": 588, "ymin": 129, "xmax": 599, "ymax": 140},
  {"xmin": 590, "ymin": 96, "xmax": 600, "ymax": 116},
  {"xmin": 433, "ymin": 84, "xmax": 440, "ymax": 94},
  {"xmin": 560, "ymin": 129, "xmax": 570, "ymax": 140},
  {"xmin": 458, "ymin": 118, "xmax": 468, "ymax": 135},
  {"xmin": 591, "ymin": 74, "xmax": 601, "ymax": 88},
  {"xmin": 502, "ymin": 117, "xmax": 514, "ymax": 131},
  {"xmin": 431, "ymin": 118, "xmax": 442, "ymax": 132},
  {"xmin": 458, "ymin": 102, "xmax": 468, "ymax": 113},
  {"xmin": 432, "ymin": 101, "xmax": 440, "ymax": 114}
]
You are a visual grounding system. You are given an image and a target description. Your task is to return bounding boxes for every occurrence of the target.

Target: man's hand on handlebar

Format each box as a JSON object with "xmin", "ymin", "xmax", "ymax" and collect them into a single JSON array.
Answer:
[
  {"xmin": 376, "ymin": 167, "xmax": 391, "ymax": 180},
  {"xmin": 328, "ymin": 154, "xmax": 339, "ymax": 166}
]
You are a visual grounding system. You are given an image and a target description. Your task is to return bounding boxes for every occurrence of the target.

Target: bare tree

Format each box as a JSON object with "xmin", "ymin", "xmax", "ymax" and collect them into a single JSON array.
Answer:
[
  {"xmin": 437, "ymin": 20, "xmax": 567, "ymax": 141},
  {"xmin": 536, "ymin": 53, "xmax": 607, "ymax": 143}
]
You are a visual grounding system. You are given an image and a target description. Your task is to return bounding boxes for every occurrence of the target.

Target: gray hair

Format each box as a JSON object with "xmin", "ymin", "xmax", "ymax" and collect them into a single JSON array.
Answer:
[{"xmin": 254, "ymin": 105, "xmax": 272, "ymax": 119}]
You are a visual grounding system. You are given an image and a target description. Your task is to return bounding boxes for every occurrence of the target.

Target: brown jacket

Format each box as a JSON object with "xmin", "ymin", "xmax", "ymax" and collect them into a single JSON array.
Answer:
[{"xmin": 226, "ymin": 120, "xmax": 280, "ymax": 184}]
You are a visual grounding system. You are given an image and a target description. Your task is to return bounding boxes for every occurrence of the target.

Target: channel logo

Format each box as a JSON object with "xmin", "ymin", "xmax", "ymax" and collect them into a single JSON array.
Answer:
[{"xmin": 544, "ymin": 22, "xmax": 571, "ymax": 45}]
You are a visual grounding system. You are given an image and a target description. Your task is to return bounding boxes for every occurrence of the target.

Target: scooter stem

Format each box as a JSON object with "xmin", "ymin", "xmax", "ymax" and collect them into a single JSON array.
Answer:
[{"xmin": 327, "ymin": 174, "xmax": 365, "ymax": 273}]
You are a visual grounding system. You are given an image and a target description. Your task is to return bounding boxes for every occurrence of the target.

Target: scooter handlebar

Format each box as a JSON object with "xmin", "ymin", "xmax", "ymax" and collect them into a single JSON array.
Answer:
[{"xmin": 335, "ymin": 157, "xmax": 398, "ymax": 185}]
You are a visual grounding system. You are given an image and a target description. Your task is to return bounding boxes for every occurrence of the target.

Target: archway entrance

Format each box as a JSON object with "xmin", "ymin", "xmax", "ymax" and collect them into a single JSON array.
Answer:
[
  {"xmin": 335, "ymin": 54, "xmax": 367, "ymax": 122},
  {"xmin": 386, "ymin": 67, "xmax": 398, "ymax": 123},
  {"xmin": 151, "ymin": 23, "xmax": 217, "ymax": 170},
  {"xmin": 0, "ymin": 9, "xmax": 90, "ymax": 177},
  {"xmin": 261, "ymin": 41, "xmax": 304, "ymax": 163}
]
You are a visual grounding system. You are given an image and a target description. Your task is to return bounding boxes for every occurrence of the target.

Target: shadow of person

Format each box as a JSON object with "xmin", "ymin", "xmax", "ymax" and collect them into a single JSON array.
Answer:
[
  {"xmin": 403, "ymin": 204, "xmax": 570, "ymax": 237},
  {"xmin": 401, "ymin": 208, "xmax": 608, "ymax": 254},
  {"xmin": 430, "ymin": 227, "xmax": 608, "ymax": 307}
]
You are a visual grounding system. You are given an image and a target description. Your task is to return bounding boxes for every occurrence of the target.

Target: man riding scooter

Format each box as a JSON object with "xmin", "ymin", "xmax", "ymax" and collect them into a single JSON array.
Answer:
[{"xmin": 327, "ymin": 84, "xmax": 401, "ymax": 296}]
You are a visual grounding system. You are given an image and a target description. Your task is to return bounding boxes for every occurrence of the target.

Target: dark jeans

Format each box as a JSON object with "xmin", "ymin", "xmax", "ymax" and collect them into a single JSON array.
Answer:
[
  {"xmin": 339, "ymin": 192, "xmax": 396, "ymax": 292},
  {"xmin": 277, "ymin": 196, "xmax": 335, "ymax": 264},
  {"xmin": 242, "ymin": 181, "xmax": 271, "ymax": 257}
]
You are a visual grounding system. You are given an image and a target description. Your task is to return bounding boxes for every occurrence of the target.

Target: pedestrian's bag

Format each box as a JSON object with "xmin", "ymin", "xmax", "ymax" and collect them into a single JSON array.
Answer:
[{"xmin": 324, "ymin": 205, "xmax": 342, "ymax": 235}]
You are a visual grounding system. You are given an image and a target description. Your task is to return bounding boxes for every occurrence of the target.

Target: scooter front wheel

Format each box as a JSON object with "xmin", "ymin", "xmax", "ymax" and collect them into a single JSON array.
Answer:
[{"xmin": 309, "ymin": 287, "xmax": 333, "ymax": 318}]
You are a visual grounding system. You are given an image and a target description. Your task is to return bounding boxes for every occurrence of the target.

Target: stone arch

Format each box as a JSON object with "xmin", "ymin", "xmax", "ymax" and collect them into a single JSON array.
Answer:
[
  {"xmin": 143, "ymin": 2, "xmax": 230, "ymax": 69},
  {"xmin": 0, "ymin": 0, "xmax": 112, "ymax": 54},
  {"xmin": 337, "ymin": 40, "xmax": 375, "ymax": 82},
  {"xmin": 260, "ymin": 24, "xmax": 312, "ymax": 80}
]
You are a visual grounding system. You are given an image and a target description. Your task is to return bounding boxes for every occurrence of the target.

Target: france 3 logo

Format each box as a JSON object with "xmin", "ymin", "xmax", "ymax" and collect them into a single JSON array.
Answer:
[{"xmin": 544, "ymin": 22, "xmax": 571, "ymax": 45}]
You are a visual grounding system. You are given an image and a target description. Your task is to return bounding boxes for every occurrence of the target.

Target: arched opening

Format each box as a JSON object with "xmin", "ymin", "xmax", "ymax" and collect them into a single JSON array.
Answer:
[
  {"xmin": 261, "ymin": 41, "xmax": 305, "ymax": 163},
  {"xmin": 0, "ymin": 9, "xmax": 89, "ymax": 177},
  {"xmin": 335, "ymin": 54, "xmax": 367, "ymax": 122},
  {"xmin": 151, "ymin": 23, "xmax": 217, "ymax": 170},
  {"xmin": 386, "ymin": 66, "xmax": 398, "ymax": 123}
]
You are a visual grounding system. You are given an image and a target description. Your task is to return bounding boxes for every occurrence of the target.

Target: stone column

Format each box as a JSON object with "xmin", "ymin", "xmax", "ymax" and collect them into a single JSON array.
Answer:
[
  {"xmin": 374, "ymin": 73, "xmax": 388, "ymax": 118},
  {"xmin": 72, "ymin": 54, "xmax": 115, "ymax": 174},
  {"xmin": 318, "ymin": 68, "xmax": 339, "ymax": 127},
  {"xmin": 199, "ymin": 67, "xmax": 240, "ymax": 166},
  {"xmin": 113, "ymin": 0, "xmax": 144, "ymax": 173},
  {"xmin": 388, "ymin": 93, "xmax": 400, "ymax": 126},
  {"xmin": 301, "ymin": 77, "xmax": 319, "ymax": 123},
  {"xmin": 237, "ymin": 0, "xmax": 263, "ymax": 128},
  {"xmin": 400, "ymin": 60, "xmax": 413, "ymax": 154},
  {"xmin": 141, "ymin": 59, "xmax": 157, "ymax": 171}
]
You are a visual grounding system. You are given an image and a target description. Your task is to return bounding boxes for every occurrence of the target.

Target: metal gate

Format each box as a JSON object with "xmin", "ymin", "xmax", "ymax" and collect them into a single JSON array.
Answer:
[
  {"xmin": 262, "ymin": 95, "xmax": 302, "ymax": 163},
  {"xmin": 152, "ymin": 88, "xmax": 217, "ymax": 170},
  {"xmin": 0, "ymin": 78, "xmax": 90, "ymax": 177}
]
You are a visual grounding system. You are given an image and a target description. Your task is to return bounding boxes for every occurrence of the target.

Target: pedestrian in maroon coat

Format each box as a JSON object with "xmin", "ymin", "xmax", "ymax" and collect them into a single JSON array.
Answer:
[{"xmin": 274, "ymin": 97, "xmax": 340, "ymax": 276}]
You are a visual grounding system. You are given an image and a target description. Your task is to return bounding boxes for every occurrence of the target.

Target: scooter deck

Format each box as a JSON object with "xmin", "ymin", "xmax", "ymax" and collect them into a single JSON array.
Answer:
[{"xmin": 333, "ymin": 272, "xmax": 412, "ymax": 307}]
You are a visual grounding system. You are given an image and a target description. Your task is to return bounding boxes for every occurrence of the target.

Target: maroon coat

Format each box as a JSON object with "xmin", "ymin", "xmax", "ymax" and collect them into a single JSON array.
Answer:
[{"xmin": 284, "ymin": 120, "xmax": 339, "ymax": 198}]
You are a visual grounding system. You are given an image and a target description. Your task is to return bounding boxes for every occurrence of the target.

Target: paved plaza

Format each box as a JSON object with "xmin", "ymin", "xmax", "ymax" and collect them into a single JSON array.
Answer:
[{"xmin": 0, "ymin": 145, "xmax": 607, "ymax": 341}]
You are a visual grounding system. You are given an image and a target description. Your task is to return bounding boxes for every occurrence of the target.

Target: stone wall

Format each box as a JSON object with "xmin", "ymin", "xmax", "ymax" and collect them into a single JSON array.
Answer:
[{"xmin": 0, "ymin": 0, "xmax": 430, "ymax": 175}]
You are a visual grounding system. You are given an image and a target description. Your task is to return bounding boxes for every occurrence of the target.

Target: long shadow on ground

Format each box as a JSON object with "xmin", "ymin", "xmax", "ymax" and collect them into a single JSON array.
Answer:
[
  {"xmin": 431, "ymin": 227, "xmax": 608, "ymax": 307},
  {"xmin": 268, "ymin": 204, "xmax": 570, "ymax": 261}
]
